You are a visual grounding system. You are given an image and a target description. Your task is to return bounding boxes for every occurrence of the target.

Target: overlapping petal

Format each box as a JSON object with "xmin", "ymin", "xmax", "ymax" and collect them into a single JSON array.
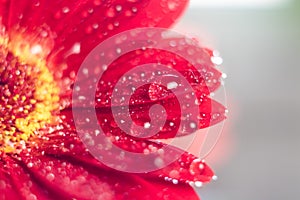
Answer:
[
  {"xmin": 9, "ymin": 128, "xmax": 206, "ymax": 200},
  {"xmin": 0, "ymin": 164, "xmax": 21, "ymax": 200},
  {"xmin": 70, "ymin": 35, "xmax": 226, "ymax": 139},
  {"xmin": 0, "ymin": 0, "xmax": 188, "ymax": 79},
  {"xmin": 3, "ymin": 156, "xmax": 57, "ymax": 200},
  {"xmin": 0, "ymin": 0, "xmax": 226, "ymax": 199},
  {"xmin": 57, "ymin": 110, "xmax": 214, "ymax": 183}
]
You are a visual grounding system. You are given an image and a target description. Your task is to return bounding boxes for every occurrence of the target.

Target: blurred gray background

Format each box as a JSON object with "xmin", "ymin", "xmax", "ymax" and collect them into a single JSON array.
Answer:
[{"xmin": 176, "ymin": 0, "xmax": 300, "ymax": 199}]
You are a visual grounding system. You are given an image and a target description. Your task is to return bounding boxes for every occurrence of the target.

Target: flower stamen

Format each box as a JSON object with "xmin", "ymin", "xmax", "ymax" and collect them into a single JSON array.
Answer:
[{"xmin": 0, "ymin": 31, "xmax": 59, "ymax": 153}]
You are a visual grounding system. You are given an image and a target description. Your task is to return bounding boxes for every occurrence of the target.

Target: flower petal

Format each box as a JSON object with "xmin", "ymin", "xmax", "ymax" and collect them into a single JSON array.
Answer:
[
  {"xmin": 69, "ymin": 49, "xmax": 225, "ymax": 138},
  {"xmin": 89, "ymin": 97, "xmax": 225, "ymax": 139},
  {"xmin": 16, "ymin": 130, "xmax": 202, "ymax": 200},
  {"xmin": 42, "ymin": 117, "xmax": 214, "ymax": 185},
  {"xmin": 0, "ymin": 161, "xmax": 21, "ymax": 200},
  {"xmin": 1, "ymin": 155, "xmax": 56, "ymax": 200},
  {"xmin": 0, "ymin": 0, "xmax": 10, "ymax": 26},
  {"xmin": 19, "ymin": 153, "xmax": 200, "ymax": 200},
  {"xmin": 4, "ymin": 0, "xmax": 188, "ymax": 78},
  {"xmin": 70, "ymin": 38, "xmax": 226, "ymax": 139}
]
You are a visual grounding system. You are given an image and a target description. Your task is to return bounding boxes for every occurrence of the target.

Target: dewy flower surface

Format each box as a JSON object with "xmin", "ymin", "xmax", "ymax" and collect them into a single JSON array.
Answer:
[{"xmin": 0, "ymin": 0, "xmax": 226, "ymax": 199}]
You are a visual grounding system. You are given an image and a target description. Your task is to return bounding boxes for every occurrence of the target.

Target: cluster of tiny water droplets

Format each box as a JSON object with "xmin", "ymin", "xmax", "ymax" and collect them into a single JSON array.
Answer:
[
  {"xmin": 72, "ymin": 27, "xmax": 226, "ymax": 188},
  {"xmin": 0, "ymin": 1, "xmax": 226, "ymax": 199},
  {"xmin": 26, "ymin": 157, "xmax": 115, "ymax": 199}
]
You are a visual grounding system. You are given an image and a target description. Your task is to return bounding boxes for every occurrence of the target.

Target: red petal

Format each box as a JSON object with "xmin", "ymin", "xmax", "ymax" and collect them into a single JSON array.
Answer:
[
  {"xmin": 46, "ymin": 116, "xmax": 215, "ymax": 185},
  {"xmin": 53, "ymin": 0, "xmax": 188, "ymax": 78},
  {"xmin": 3, "ymin": 0, "xmax": 188, "ymax": 78},
  {"xmin": 0, "ymin": 161, "xmax": 21, "ymax": 200},
  {"xmin": 6, "ymin": 129, "xmax": 202, "ymax": 200},
  {"xmin": 131, "ymin": 0, "xmax": 189, "ymax": 27},
  {"xmin": 0, "ymin": 0, "xmax": 10, "ymax": 26},
  {"xmin": 95, "ymin": 46, "xmax": 222, "ymax": 100},
  {"xmin": 75, "ymin": 96, "xmax": 226, "ymax": 139},
  {"xmin": 18, "ymin": 153, "xmax": 199, "ymax": 200},
  {"xmin": 1, "ymin": 155, "xmax": 55, "ymax": 200},
  {"xmin": 70, "ymin": 36, "xmax": 225, "ymax": 139}
]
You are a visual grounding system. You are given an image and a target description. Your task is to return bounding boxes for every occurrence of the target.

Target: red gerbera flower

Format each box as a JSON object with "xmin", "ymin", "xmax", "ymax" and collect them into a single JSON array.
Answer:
[{"xmin": 0, "ymin": 0, "xmax": 226, "ymax": 199}]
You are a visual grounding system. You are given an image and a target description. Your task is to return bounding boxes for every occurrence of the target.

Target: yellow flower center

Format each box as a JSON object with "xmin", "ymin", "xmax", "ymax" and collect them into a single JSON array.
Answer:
[{"xmin": 0, "ymin": 28, "xmax": 60, "ymax": 153}]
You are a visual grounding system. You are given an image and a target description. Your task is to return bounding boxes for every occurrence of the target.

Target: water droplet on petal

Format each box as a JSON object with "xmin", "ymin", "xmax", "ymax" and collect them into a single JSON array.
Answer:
[
  {"xmin": 168, "ymin": 1, "xmax": 179, "ymax": 11},
  {"xmin": 194, "ymin": 181, "xmax": 203, "ymax": 188},
  {"xmin": 30, "ymin": 44, "xmax": 42, "ymax": 55},
  {"xmin": 211, "ymin": 56, "xmax": 223, "ymax": 65},
  {"xmin": 167, "ymin": 81, "xmax": 178, "ymax": 89},
  {"xmin": 27, "ymin": 194, "xmax": 37, "ymax": 200},
  {"xmin": 132, "ymin": 7, "xmax": 138, "ymax": 13},
  {"xmin": 62, "ymin": 7, "xmax": 70, "ymax": 14},
  {"xmin": 92, "ymin": 23, "xmax": 99, "ymax": 29},
  {"xmin": 144, "ymin": 122, "xmax": 151, "ymax": 129},
  {"xmin": 169, "ymin": 40, "xmax": 177, "ymax": 47},
  {"xmin": 116, "ymin": 48, "xmax": 122, "ymax": 54},
  {"xmin": 27, "ymin": 162, "xmax": 33, "ymax": 168},
  {"xmin": 93, "ymin": 0, "xmax": 101, "ymax": 6},
  {"xmin": 116, "ymin": 5, "xmax": 122, "ymax": 12},
  {"xmin": 106, "ymin": 8, "xmax": 115, "ymax": 17},
  {"xmin": 46, "ymin": 173, "xmax": 55, "ymax": 181},
  {"xmin": 67, "ymin": 43, "xmax": 81, "ymax": 55},
  {"xmin": 189, "ymin": 122, "xmax": 197, "ymax": 129},
  {"xmin": 154, "ymin": 157, "xmax": 164, "ymax": 168}
]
